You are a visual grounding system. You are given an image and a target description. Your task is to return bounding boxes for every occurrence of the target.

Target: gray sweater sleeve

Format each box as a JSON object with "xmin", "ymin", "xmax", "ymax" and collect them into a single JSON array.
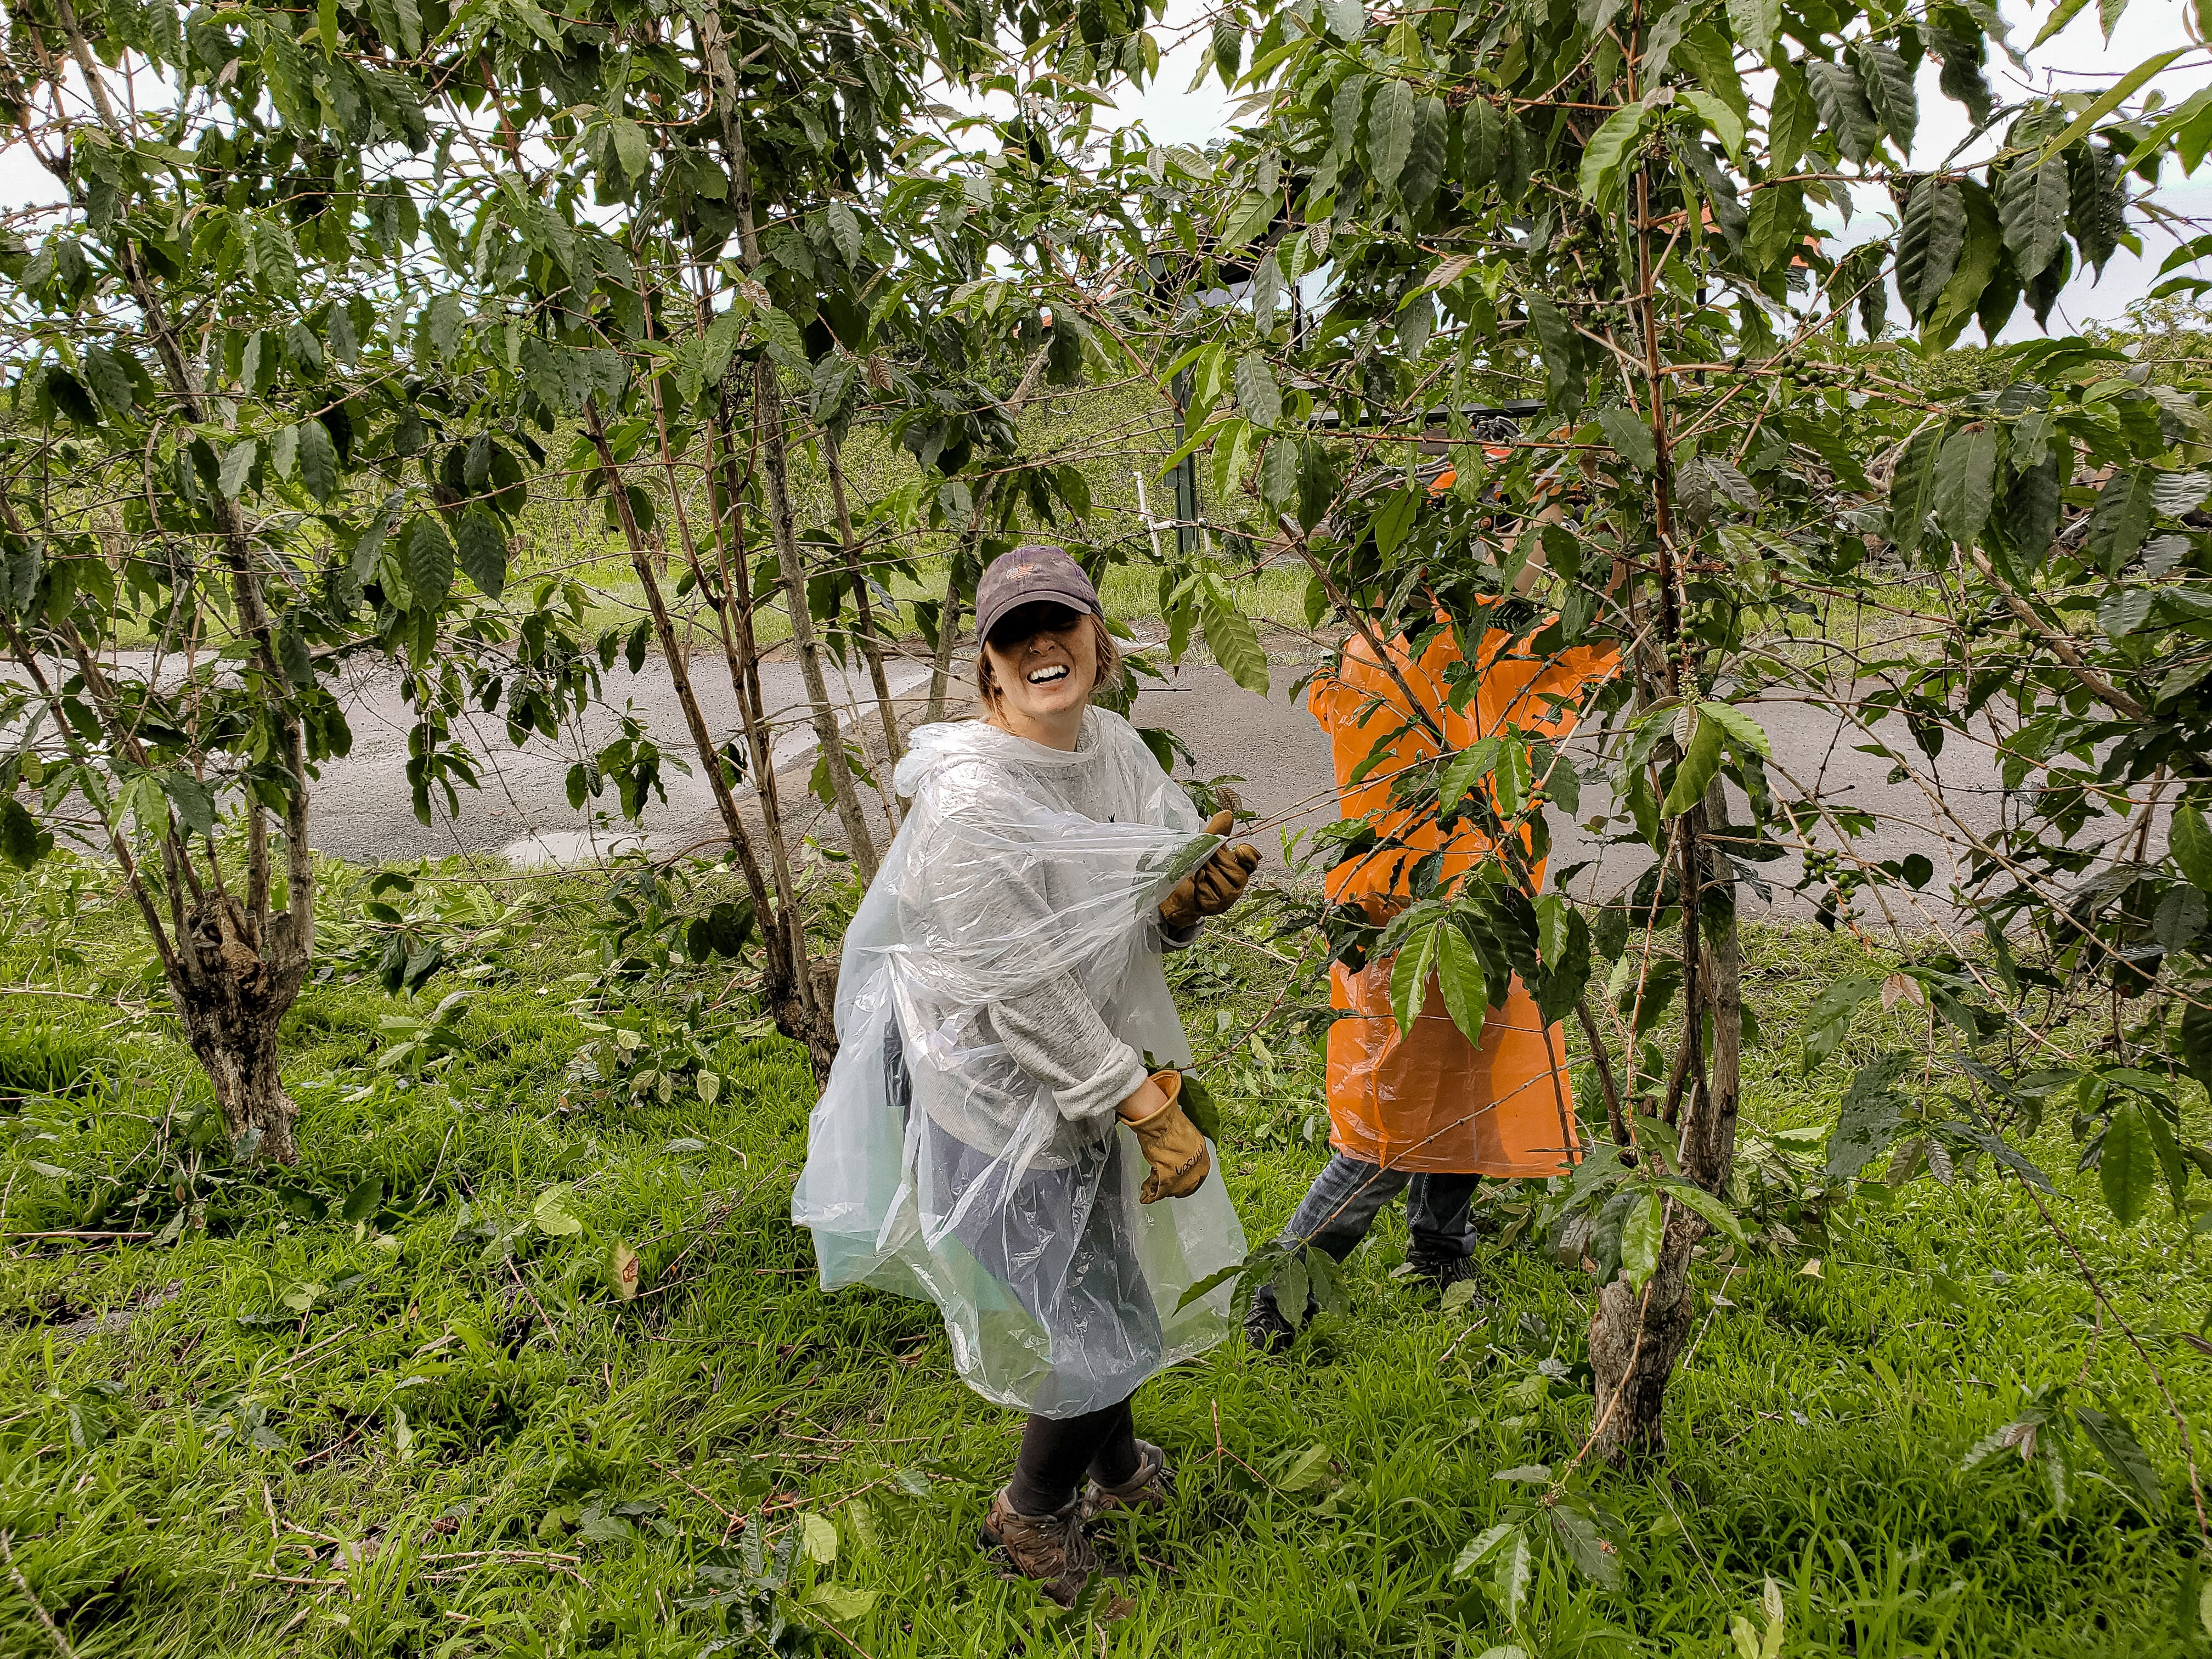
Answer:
[{"xmin": 994, "ymin": 980, "xmax": 1148, "ymax": 1124}]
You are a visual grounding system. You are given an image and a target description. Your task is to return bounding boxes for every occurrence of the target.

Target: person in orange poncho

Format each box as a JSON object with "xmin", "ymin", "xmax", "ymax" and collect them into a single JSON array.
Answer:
[{"xmin": 1249, "ymin": 469, "xmax": 1615, "ymax": 1350}]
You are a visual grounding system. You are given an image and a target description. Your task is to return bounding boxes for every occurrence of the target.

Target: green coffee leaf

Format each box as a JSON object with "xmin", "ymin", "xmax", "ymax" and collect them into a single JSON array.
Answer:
[
  {"xmin": 1659, "ymin": 1177, "xmax": 1749, "ymax": 1247},
  {"xmin": 2072, "ymin": 1404, "xmax": 2163, "ymax": 1513},
  {"xmin": 1805, "ymin": 58, "xmax": 1878, "ymax": 165},
  {"xmin": 1, "ymin": 798, "xmax": 53, "ymax": 871},
  {"xmin": 2087, "ymin": 468, "xmax": 2156, "ymax": 571},
  {"xmin": 1367, "ymin": 78, "xmax": 1415, "ymax": 188},
  {"xmin": 1402, "ymin": 97, "xmax": 1448, "ymax": 208},
  {"xmin": 1889, "ymin": 424, "xmax": 1944, "ymax": 563},
  {"xmin": 1997, "ymin": 152, "xmax": 2071, "ymax": 280},
  {"xmin": 1211, "ymin": 19, "xmax": 1242, "ymax": 84},
  {"xmin": 296, "ymin": 417, "xmax": 338, "ymax": 504},
  {"xmin": 2004, "ymin": 455, "xmax": 2062, "ymax": 566},
  {"xmin": 1329, "ymin": 73, "xmax": 1369, "ymax": 151},
  {"xmin": 1199, "ymin": 586, "xmax": 1269, "ymax": 696},
  {"xmin": 1435, "ymin": 921, "xmax": 1488, "ymax": 1047},
  {"xmin": 1494, "ymin": 737, "xmax": 1531, "ymax": 819},
  {"xmin": 1769, "ymin": 61, "xmax": 1817, "ymax": 171},
  {"xmin": 1621, "ymin": 1190, "xmax": 1664, "ymax": 1288},
  {"xmin": 1825, "ymin": 1054, "xmax": 1910, "ymax": 1182},
  {"xmin": 2159, "ymin": 805, "xmax": 2212, "ymax": 898},
  {"xmin": 218, "ymin": 438, "xmax": 258, "ymax": 499},
  {"xmin": 82, "ymin": 345, "xmax": 134, "ymax": 413},
  {"xmin": 1391, "ymin": 922, "xmax": 1440, "ymax": 1040},
  {"xmin": 1234, "ymin": 352, "xmax": 1281, "ymax": 430},
  {"xmin": 532, "ymin": 1183, "xmax": 584, "ymax": 1236},
  {"xmin": 1440, "ymin": 736, "xmax": 1502, "ymax": 811},
  {"xmin": 1577, "ymin": 102, "xmax": 1647, "ymax": 206},
  {"xmin": 2099, "ymin": 1104, "xmax": 2155, "ymax": 1226},
  {"xmin": 1372, "ymin": 484, "xmax": 1421, "ymax": 556},
  {"xmin": 1897, "ymin": 180, "xmax": 1966, "ymax": 319},
  {"xmin": 1596, "ymin": 407, "xmax": 1656, "ymax": 472},
  {"xmin": 825, "ymin": 201, "xmax": 863, "ymax": 266},
  {"xmin": 1261, "ymin": 437, "xmax": 1300, "ymax": 509},
  {"xmin": 1933, "ymin": 426, "xmax": 1997, "ymax": 548},
  {"xmin": 1852, "ymin": 41, "xmax": 1916, "ymax": 155},
  {"xmin": 404, "ymin": 515, "xmax": 455, "ymax": 610},
  {"xmin": 455, "ymin": 507, "xmax": 507, "ymax": 599},
  {"xmin": 799, "ymin": 1511, "xmax": 838, "ymax": 1564},
  {"xmin": 1726, "ymin": 0, "xmax": 1779, "ymax": 58},
  {"xmin": 806, "ymin": 1584, "xmax": 877, "ymax": 1622},
  {"xmin": 1699, "ymin": 699, "xmax": 1772, "ymax": 758},
  {"xmin": 1660, "ymin": 707, "xmax": 1723, "ymax": 817},
  {"xmin": 2179, "ymin": 996, "xmax": 2212, "ymax": 1090}
]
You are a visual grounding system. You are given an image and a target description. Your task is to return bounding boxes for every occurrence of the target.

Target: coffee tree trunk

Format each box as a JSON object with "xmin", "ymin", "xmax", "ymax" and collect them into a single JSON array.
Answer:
[
  {"xmin": 1586, "ymin": 152, "xmax": 1745, "ymax": 1454},
  {"xmin": 756, "ymin": 360, "xmax": 881, "ymax": 885},
  {"xmin": 174, "ymin": 891, "xmax": 311, "ymax": 1164},
  {"xmin": 581, "ymin": 391, "xmax": 838, "ymax": 1076},
  {"xmin": 1590, "ymin": 781, "xmax": 1742, "ymax": 1462},
  {"xmin": 822, "ymin": 433, "xmax": 908, "ymax": 798}
]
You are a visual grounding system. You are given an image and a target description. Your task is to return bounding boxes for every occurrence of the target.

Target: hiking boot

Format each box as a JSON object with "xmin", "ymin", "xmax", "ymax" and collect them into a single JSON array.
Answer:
[
  {"xmin": 1244, "ymin": 1293, "xmax": 1296, "ymax": 1355},
  {"xmin": 1083, "ymin": 1440, "xmax": 1174, "ymax": 1522},
  {"xmin": 1406, "ymin": 1243, "xmax": 1487, "ymax": 1302},
  {"xmin": 979, "ymin": 1487, "xmax": 1101, "ymax": 1607}
]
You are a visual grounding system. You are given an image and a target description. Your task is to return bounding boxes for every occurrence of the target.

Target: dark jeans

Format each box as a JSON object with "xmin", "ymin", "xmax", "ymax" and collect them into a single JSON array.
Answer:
[
  {"xmin": 1254, "ymin": 1154, "xmax": 1480, "ymax": 1316},
  {"xmin": 1008, "ymin": 1393, "xmax": 1142, "ymax": 1515}
]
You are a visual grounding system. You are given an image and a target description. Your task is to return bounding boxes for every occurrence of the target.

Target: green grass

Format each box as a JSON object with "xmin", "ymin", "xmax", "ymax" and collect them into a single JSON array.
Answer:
[{"xmin": 1, "ymin": 861, "xmax": 2208, "ymax": 1658}]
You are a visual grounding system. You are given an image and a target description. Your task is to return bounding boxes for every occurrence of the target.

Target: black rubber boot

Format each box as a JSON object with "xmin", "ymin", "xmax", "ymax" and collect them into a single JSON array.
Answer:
[
  {"xmin": 1243, "ymin": 1293, "xmax": 1297, "ymax": 1355},
  {"xmin": 1406, "ymin": 1241, "xmax": 1486, "ymax": 1301}
]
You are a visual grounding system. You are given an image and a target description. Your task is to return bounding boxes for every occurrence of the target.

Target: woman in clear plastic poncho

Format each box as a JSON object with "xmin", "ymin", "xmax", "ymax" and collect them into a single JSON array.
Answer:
[{"xmin": 793, "ymin": 545, "xmax": 1260, "ymax": 1604}]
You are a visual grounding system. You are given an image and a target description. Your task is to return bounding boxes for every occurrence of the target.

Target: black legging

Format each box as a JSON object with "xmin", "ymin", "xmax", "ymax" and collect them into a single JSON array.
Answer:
[{"xmin": 1008, "ymin": 1392, "xmax": 1142, "ymax": 1516}]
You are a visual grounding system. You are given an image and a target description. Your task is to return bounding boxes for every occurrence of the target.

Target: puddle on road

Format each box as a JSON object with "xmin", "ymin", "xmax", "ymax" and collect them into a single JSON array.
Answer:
[{"xmin": 501, "ymin": 830, "xmax": 648, "ymax": 870}]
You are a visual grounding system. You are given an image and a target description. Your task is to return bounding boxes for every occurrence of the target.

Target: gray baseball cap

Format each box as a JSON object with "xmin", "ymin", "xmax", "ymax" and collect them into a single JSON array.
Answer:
[{"xmin": 974, "ymin": 545, "xmax": 1102, "ymax": 644}]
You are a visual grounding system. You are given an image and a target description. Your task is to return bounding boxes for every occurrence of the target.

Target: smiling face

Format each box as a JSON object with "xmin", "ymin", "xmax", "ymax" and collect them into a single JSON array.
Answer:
[{"xmin": 980, "ymin": 602, "xmax": 1099, "ymax": 745}]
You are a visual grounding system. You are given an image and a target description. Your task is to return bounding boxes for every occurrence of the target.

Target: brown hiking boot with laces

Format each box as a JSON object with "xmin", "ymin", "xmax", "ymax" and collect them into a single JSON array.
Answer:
[
  {"xmin": 978, "ymin": 1487, "xmax": 1102, "ymax": 1607},
  {"xmin": 1082, "ymin": 1439, "xmax": 1175, "ymax": 1522}
]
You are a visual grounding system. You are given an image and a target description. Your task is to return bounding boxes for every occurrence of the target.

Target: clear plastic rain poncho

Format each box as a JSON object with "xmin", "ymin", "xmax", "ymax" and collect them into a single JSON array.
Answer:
[{"xmin": 792, "ymin": 708, "xmax": 1247, "ymax": 1417}]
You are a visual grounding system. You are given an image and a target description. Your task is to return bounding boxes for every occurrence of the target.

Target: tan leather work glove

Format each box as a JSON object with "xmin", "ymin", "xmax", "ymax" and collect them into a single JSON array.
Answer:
[
  {"xmin": 1159, "ymin": 810, "xmax": 1263, "ymax": 930},
  {"xmin": 1119, "ymin": 1070, "xmax": 1210, "ymax": 1203}
]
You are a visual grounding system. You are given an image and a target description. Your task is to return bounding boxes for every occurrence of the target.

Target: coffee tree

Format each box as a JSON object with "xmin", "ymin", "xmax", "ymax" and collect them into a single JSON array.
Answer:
[
  {"xmin": 403, "ymin": 1, "xmax": 1190, "ymax": 1071},
  {"xmin": 1183, "ymin": 0, "xmax": 2212, "ymax": 1491},
  {"xmin": 0, "ymin": 0, "xmax": 598, "ymax": 1161}
]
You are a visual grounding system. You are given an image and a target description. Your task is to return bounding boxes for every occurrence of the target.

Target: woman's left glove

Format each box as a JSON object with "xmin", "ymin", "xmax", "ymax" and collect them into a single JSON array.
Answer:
[
  {"xmin": 1160, "ymin": 811, "xmax": 1263, "ymax": 930},
  {"xmin": 1119, "ymin": 1070, "xmax": 1210, "ymax": 1203}
]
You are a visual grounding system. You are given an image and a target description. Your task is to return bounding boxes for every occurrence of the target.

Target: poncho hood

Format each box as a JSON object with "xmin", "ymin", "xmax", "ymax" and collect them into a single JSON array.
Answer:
[{"xmin": 892, "ymin": 710, "xmax": 1115, "ymax": 792}]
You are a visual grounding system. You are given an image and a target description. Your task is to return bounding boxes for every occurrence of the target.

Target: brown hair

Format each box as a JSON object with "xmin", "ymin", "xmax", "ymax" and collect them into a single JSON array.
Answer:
[{"xmin": 975, "ymin": 613, "xmax": 1124, "ymax": 709}]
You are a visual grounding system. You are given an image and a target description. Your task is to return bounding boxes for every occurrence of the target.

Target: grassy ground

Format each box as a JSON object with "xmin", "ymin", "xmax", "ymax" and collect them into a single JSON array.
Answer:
[{"xmin": 1, "ymin": 856, "xmax": 2208, "ymax": 1658}]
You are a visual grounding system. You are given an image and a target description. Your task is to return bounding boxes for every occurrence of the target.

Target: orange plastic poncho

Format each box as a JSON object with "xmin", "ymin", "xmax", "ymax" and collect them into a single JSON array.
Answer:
[{"xmin": 1307, "ymin": 613, "xmax": 1612, "ymax": 1177}]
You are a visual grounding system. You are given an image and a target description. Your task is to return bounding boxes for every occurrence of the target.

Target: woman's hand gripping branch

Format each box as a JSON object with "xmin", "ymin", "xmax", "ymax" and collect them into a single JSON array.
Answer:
[{"xmin": 1158, "ymin": 810, "xmax": 1262, "ymax": 931}]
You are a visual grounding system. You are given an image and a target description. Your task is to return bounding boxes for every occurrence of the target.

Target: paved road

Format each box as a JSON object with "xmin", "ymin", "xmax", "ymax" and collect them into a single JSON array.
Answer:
[
  {"xmin": 1124, "ymin": 660, "xmax": 2017, "ymax": 927},
  {"xmin": 305, "ymin": 648, "xmax": 938, "ymax": 868},
  {"xmin": 33, "ymin": 636, "xmax": 2032, "ymax": 929}
]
